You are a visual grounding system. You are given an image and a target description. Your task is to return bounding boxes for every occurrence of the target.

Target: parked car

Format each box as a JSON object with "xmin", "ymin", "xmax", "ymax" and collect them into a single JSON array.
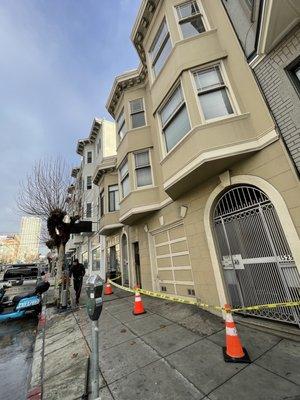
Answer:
[{"xmin": 3, "ymin": 263, "xmax": 41, "ymax": 282}]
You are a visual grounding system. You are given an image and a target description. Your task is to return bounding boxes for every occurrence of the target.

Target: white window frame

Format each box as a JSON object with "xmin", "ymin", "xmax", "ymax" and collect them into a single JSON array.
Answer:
[
  {"xmin": 158, "ymin": 81, "xmax": 192, "ymax": 156},
  {"xmin": 119, "ymin": 158, "xmax": 130, "ymax": 199},
  {"xmin": 129, "ymin": 98, "xmax": 146, "ymax": 129},
  {"xmin": 108, "ymin": 184, "xmax": 120, "ymax": 212},
  {"xmin": 87, "ymin": 151, "xmax": 93, "ymax": 164},
  {"xmin": 149, "ymin": 18, "xmax": 173, "ymax": 79},
  {"xmin": 191, "ymin": 61, "xmax": 240, "ymax": 123},
  {"xmin": 97, "ymin": 137, "xmax": 101, "ymax": 154},
  {"xmin": 174, "ymin": 0, "xmax": 208, "ymax": 41},
  {"xmin": 133, "ymin": 149, "xmax": 154, "ymax": 189},
  {"xmin": 116, "ymin": 108, "xmax": 126, "ymax": 142},
  {"xmin": 86, "ymin": 176, "xmax": 92, "ymax": 190},
  {"xmin": 100, "ymin": 190, "xmax": 104, "ymax": 217},
  {"xmin": 86, "ymin": 202, "xmax": 92, "ymax": 218}
]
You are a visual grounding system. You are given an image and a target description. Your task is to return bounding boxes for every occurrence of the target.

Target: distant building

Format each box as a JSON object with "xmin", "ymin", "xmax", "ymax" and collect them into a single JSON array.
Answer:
[
  {"xmin": 17, "ymin": 217, "xmax": 42, "ymax": 262},
  {"xmin": 0, "ymin": 234, "xmax": 20, "ymax": 264}
]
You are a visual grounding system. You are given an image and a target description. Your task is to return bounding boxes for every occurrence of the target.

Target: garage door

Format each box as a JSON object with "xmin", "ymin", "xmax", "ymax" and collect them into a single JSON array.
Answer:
[{"xmin": 153, "ymin": 223, "xmax": 195, "ymax": 297}]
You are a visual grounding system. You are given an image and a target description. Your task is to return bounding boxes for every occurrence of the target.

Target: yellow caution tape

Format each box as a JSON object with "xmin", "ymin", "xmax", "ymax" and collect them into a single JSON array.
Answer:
[{"xmin": 108, "ymin": 279, "xmax": 300, "ymax": 312}]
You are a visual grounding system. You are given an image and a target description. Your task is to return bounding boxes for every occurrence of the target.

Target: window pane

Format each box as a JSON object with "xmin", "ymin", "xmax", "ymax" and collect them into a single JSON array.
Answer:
[
  {"xmin": 199, "ymin": 88, "xmax": 233, "ymax": 119},
  {"xmin": 87, "ymin": 151, "xmax": 92, "ymax": 163},
  {"xmin": 87, "ymin": 176, "xmax": 92, "ymax": 189},
  {"xmin": 150, "ymin": 20, "xmax": 168, "ymax": 61},
  {"xmin": 136, "ymin": 167, "xmax": 152, "ymax": 187},
  {"xmin": 295, "ymin": 65, "xmax": 300, "ymax": 81},
  {"xmin": 164, "ymin": 106, "xmax": 191, "ymax": 152},
  {"xmin": 135, "ymin": 151, "xmax": 149, "ymax": 167},
  {"xmin": 130, "ymin": 98, "xmax": 144, "ymax": 113},
  {"xmin": 120, "ymin": 161, "xmax": 128, "ymax": 179},
  {"xmin": 122, "ymin": 175, "xmax": 130, "ymax": 197},
  {"xmin": 195, "ymin": 67, "xmax": 223, "ymax": 91},
  {"xmin": 161, "ymin": 86, "xmax": 183, "ymax": 126},
  {"xmin": 86, "ymin": 203, "xmax": 92, "ymax": 218},
  {"xmin": 153, "ymin": 36, "xmax": 172, "ymax": 76},
  {"xmin": 132, "ymin": 112, "xmax": 145, "ymax": 128},
  {"xmin": 180, "ymin": 16, "xmax": 205, "ymax": 38},
  {"xmin": 109, "ymin": 191, "xmax": 115, "ymax": 212},
  {"xmin": 177, "ymin": 1, "xmax": 200, "ymax": 19}
]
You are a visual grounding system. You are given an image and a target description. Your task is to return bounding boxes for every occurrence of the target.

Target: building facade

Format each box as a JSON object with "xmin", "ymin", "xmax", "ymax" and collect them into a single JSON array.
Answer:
[
  {"xmin": 66, "ymin": 118, "xmax": 116, "ymax": 280},
  {"xmin": 98, "ymin": 0, "xmax": 300, "ymax": 327},
  {"xmin": 17, "ymin": 216, "xmax": 41, "ymax": 262},
  {"xmin": 222, "ymin": 0, "xmax": 300, "ymax": 174}
]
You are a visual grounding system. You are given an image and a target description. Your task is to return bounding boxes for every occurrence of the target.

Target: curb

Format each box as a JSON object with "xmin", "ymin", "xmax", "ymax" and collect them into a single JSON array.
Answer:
[{"xmin": 27, "ymin": 303, "xmax": 47, "ymax": 400}]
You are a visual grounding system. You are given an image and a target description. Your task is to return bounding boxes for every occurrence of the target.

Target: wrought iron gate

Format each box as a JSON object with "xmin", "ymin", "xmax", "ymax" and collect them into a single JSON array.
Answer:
[{"xmin": 214, "ymin": 185, "xmax": 300, "ymax": 326}]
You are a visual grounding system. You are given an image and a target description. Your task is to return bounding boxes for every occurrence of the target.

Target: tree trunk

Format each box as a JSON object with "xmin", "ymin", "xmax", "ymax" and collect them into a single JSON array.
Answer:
[{"xmin": 56, "ymin": 242, "xmax": 65, "ymax": 281}]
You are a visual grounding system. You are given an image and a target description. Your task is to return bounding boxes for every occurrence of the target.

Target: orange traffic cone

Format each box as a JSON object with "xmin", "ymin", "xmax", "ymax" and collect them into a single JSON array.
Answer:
[
  {"xmin": 104, "ymin": 282, "xmax": 113, "ymax": 295},
  {"xmin": 223, "ymin": 304, "xmax": 251, "ymax": 363},
  {"xmin": 133, "ymin": 291, "xmax": 146, "ymax": 315}
]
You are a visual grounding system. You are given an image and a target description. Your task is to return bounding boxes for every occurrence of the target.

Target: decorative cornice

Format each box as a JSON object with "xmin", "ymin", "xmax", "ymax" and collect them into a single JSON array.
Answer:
[
  {"xmin": 93, "ymin": 156, "xmax": 117, "ymax": 185},
  {"xmin": 106, "ymin": 64, "xmax": 147, "ymax": 117}
]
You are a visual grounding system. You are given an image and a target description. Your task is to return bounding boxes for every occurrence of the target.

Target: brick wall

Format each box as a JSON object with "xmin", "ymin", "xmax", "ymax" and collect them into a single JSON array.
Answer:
[{"xmin": 254, "ymin": 25, "xmax": 300, "ymax": 175}]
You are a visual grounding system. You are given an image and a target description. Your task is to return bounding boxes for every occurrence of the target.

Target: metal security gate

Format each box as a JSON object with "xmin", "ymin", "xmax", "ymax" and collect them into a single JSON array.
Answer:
[{"xmin": 214, "ymin": 185, "xmax": 300, "ymax": 326}]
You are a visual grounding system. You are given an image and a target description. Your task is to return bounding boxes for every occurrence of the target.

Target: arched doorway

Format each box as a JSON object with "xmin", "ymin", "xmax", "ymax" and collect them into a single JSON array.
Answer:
[
  {"xmin": 213, "ymin": 185, "xmax": 300, "ymax": 326},
  {"xmin": 121, "ymin": 234, "xmax": 129, "ymax": 287}
]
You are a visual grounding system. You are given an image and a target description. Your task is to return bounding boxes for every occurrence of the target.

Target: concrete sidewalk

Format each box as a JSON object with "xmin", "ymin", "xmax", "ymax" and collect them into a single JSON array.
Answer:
[
  {"xmin": 78, "ymin": 287, "xmax": 300, "ymax": 400},
  {"xmin": 36, "ymin": 286, "xmax": 300, "ymax": 400}
]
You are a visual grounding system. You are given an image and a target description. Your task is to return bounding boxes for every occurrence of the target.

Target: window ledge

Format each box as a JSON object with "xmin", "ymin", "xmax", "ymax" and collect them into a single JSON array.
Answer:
[
  {"xmin": 160, "ymin": 113, "xmax": 250, "ymax": 165},
  {"xmin": 132, "ymin": 185, "xmax": 158, "ymax": 192},
  {"xmin": 174, "ymin": 28, "xmax": 217, "ymax": 47}
]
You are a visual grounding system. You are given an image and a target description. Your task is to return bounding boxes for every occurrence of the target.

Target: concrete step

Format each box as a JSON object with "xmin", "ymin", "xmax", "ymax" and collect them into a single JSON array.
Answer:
[{"xmin": 235, "ymin": 315, "xmax": 300, "ymax": 342}]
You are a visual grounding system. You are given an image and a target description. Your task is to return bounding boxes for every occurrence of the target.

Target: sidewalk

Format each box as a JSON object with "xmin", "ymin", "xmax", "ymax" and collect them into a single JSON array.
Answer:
[{"xmin": 34, "ymin": 286, "xmax": 300, "ymax": 400}]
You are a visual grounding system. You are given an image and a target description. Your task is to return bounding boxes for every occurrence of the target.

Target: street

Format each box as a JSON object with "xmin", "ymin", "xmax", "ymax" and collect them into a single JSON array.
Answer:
[{"xmin": 0, "ymin": 281, "xmax": 38, "ymax": 400}]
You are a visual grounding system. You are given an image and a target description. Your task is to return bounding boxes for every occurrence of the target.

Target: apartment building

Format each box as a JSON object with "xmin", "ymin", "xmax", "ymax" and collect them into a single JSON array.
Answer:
[
  {"xmin": 17, "ymin": 216, "xmax": 41, "ymax": 262},
  {"xmin": 0, "ymin": 235, "xmax": 20, "ymax": 264},
  {"xmin": 222, "ymin": 0, "xmax": 300, "ymax": 175},
  {"xmin": 66, "ymin": 118, "xmax": 116, "ymax": 279},
  {"xmin": 98, "ymin": 0, "xmax": 300, "ymax": 327}
]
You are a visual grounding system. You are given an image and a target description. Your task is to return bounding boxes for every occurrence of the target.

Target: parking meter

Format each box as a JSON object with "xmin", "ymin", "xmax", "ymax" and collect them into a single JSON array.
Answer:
[{"xmin": 86, "ymin": 275, "xmax": 104, "ymax": 321}]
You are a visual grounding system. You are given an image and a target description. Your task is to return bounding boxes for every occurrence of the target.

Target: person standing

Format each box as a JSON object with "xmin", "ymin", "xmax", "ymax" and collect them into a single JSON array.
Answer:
[{"xmin": 69, "ymin": 259, "xmax": 85, "ymax": 305}]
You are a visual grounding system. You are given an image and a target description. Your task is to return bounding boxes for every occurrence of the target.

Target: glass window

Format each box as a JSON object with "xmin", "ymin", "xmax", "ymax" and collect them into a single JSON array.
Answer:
[
  {"xmin": 194, "ymin": 66, "xmax": 234, "ymax": 120},
  {"xmin": 99, "ymin": 190, "xmax": 104, "ymax": 217},
  {"xmin": 287, "ymin": 58, "xmax": 300, "ymax": 96},
  {"xmin": 117, "ymin": 109, "xmax": 126, "ymax": 141},
  {"xmin": 130, "ymin": 98, "xmax": 146, "ymax": 129},
  {"xmin": 160, "ymin": 85, "xmax": 191, "ymax": 152},
  {"xmin": 86, "ymin": 202, "xmax": 92, "ymax": 218},
  {"xmin": 87, "ymin": 151, "xmax": 92, "ymax": 164},
  {"xmin": 82, "ymin": 252, "xmax": 88, "ymax": 269},
  {"xmin": 176, "ymin": 1, "xmax": 205, "ymax": 39},
  {"xmin": 135, "ymin": 151, "xmax": 152, "ymax": 187},
  {"xmin": 119, "ymin": 159, "xmax": 130, "ymax": 198},
  {"xmin": 92, "ymin": 247, "xmax": 101, "ymax": 271},
  {"xmin": 108, "ymin": 185, "xmax": 120, "ymax": 212},
  {"xmin": 97, "ymin": 138, "xmax": 101, "ymax": 154},
  {"xmin": 86, "ymin": 176, "xmax": 92, "ymax": 190},
  {"xmin": 150, "ymin": 19, "xmax": 172, "ymax": 77}
]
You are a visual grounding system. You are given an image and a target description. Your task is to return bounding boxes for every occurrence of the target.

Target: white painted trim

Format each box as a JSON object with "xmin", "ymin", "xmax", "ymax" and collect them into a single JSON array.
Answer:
[
  {"xmin": 155, "ymin": 237, "xmax": 186, "ymax": 247},
  {"xmin": 98, "ymin": 223, "xmax": 123, "ymax": 235},
  {"xmin": 119, "ymin": 197, "xmax": 172, "ymax": 223},
  {"xmin": 164, "ymin": 129, "xmax": 278, "ymax": 191},
  {"xmin": 159, "ymin": 279, "xmax": 195, "ymax": 286},
  {"xmin": 158, "ymin": 266, "xmax": 192, "ymax": 271},
  {"xmin": 204, "ymin": 174, "xmax": 300, "ymax": 309},
  {"xmin": 156, "ymin": 250, "xmax": 189, "ymax": 259}
]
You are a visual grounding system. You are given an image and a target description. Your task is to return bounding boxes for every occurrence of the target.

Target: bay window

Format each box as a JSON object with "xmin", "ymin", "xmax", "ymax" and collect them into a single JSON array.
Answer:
[
  {"xmin": 160, "ymin": 85, "xmax": 191, "ymax": 152},
  {"xmin": 119, "ymin": 159, "xmax": 130, "ymax": 198},
  {"xmin": 108, "ymin": 185, "xmax": 120, "ymax": 212},
  {"xmin": 176, "ymin": 1, "xmax": 206, "ymax": 39},
  {"xmin": 149, "ymin": 19, "xmax": 172, "ymax": 77},
  {"xmin": 130, "ymin": 98, "xmax": 146, "ymax": 129},
  {"xmin": 117, "ymin": 109, "xmax": 126, "ymax": 141},
  {"xmin": 134, "ymin": 150, "xmax": 152, "ymax": 187},
  {"xmin": 194, "ymin": 65, "xmax": 234, "ymax": 120}
]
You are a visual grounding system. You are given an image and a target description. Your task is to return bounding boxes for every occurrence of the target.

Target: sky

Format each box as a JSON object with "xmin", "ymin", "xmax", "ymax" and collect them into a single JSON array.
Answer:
[{"xmin": 0, "ymin": 0, "xmax": 141, "ymax": 235}]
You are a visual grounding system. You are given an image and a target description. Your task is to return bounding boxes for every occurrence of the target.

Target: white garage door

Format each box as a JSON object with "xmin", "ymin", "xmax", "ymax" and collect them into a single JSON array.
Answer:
[{"xmin": 153, "ymin": 223, "xmax": 195, "ymax": 297}]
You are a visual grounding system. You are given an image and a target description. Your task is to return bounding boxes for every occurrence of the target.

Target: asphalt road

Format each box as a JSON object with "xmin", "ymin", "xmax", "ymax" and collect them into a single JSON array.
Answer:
[{"xmin": 0, "ymin": 281, "xmax": 38, "ymax": 400}]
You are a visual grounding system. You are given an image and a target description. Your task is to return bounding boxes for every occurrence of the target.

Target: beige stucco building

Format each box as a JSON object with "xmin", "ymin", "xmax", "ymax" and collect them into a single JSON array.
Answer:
[{"xmin": 75, "ymin": 0, "xmax": 300, "ymax": 327}]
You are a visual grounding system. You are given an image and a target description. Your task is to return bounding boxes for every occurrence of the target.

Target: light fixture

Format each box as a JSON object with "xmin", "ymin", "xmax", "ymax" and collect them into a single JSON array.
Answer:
[{"xmin": 180, "ymin": 206, "xmax": 188, "ymax": 218}]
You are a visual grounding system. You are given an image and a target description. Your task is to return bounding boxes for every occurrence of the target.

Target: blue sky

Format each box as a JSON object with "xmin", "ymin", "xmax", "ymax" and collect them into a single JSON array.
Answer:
[{"xmin": 0, "ymin": 0, "xmax": 141, "ymax": 234}]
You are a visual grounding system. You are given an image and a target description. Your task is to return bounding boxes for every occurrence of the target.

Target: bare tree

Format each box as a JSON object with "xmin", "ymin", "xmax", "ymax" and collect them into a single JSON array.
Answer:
[{"xmin": 17, "ymin": 157, "xmax": 78, "ymax": 292}]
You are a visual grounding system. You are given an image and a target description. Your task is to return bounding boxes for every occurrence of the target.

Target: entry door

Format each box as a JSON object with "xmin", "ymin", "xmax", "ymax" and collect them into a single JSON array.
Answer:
[
  {"xmin": 133, "ymin": 242, "xmax": 142, "ymax": 289},
  {"xmin": 121, "ymin": 234, "xmax": 129, "ymax": 287},
  {"xmin": 214, "ymin": 185, "xmax": 300, "ymax": 326}
]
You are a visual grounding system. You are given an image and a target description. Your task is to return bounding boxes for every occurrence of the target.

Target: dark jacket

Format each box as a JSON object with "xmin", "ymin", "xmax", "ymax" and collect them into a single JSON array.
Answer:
[{"xmin": 69, "ymin": 263, "xmax": 85, "ymax": 280}]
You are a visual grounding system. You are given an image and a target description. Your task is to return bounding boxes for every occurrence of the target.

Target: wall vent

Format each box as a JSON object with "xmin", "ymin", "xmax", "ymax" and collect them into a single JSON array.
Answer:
[
  {"xmin": 187, "ymin": 289, "xmax": 195, "ymax": 296},
  {"xmin": 161, "ymin": 286, "xmax": 167, "ymax": 292}
]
